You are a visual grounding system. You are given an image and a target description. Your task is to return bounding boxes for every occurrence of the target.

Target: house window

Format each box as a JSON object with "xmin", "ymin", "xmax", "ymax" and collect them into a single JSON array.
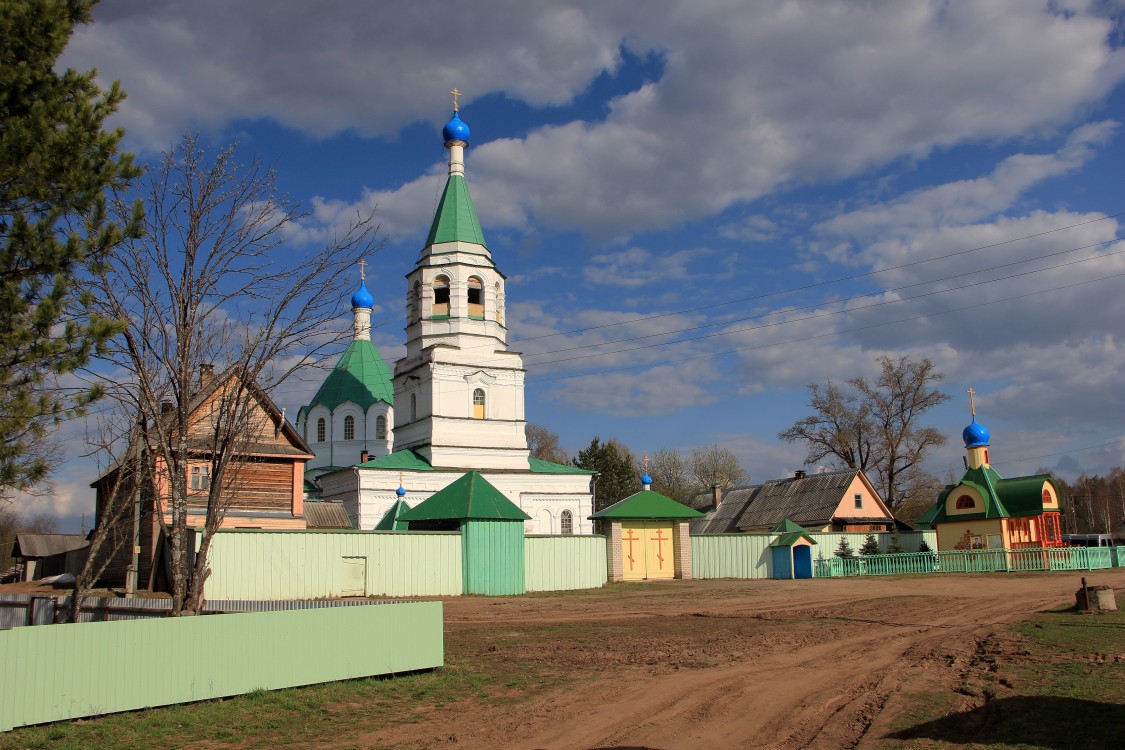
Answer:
[
  {"xmin": 375, "ymin": 414, "xmax": 387, "ymax": 440},
  {"xmin": 468, "ymin": 276, "xmax": 484, "ymax": 318},
  {"xmin": 560, "ymin": 510, "xmax": 573, "ymax": 535},
  {"xmin": 344, "ymin": 415, "xmax": 355, "ymax": 440},
  {"xmin": 854, "ymin": 493, "xmax": 862, "ymax": 509},
  {"xmin": 955, "ymin": 495, "xmax": 975, "ymax": 510},
  {"xmin": 432, "ymin": 275, "xmax": 450, "ymax": 317},
  {"xmin": 190, "ymin": 465, "xmax": 211, "ymax": 491},
  {"xmin": 316, "ymin": 418, "xmax": 326, "ymax": 443},
  {"xmin": 472, "ymin": 389, "xmax": 485, "ymax": 419}
]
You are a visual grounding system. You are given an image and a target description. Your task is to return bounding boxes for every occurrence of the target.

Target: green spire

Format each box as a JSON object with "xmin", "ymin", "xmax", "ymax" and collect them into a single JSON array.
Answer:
[{"xmin": 424, "ymin": 174, "xmax": 486, "ymax": 247}]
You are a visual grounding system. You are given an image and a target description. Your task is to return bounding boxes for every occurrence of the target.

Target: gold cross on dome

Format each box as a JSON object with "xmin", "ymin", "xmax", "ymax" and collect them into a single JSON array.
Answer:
[
  {"xmin": 967, "ymin": 387, "xmax": 976, "ymax": 417},
  {"xmin": 358, "ymin": 258, "xmax": 366, "ymax": 281},
  {"xmin": 642, "ymin": 454, "xmax": 650, "ymax": 472},
  {"xmin": 451, "ymin": 87, "xmax": 462, "ymax": 112}
]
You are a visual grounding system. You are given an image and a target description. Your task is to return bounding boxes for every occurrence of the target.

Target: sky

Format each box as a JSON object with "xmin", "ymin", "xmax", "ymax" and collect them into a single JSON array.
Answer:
[{"xmin": 24, "ymin": 0, "xmax": 1125, "ymax": 528}]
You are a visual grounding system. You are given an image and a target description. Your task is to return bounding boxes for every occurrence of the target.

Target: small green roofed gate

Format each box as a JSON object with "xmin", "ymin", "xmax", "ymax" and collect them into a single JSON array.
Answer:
[
  {"xmin": 397, "ymin": 471, "xmax": 530, "ymax": 595},
  {"xmin": 768, "ymin": 519, "xmax": 816, "ymax": 579}
]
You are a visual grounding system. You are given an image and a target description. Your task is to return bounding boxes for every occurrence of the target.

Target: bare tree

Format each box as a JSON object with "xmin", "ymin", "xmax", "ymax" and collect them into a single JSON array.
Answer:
[
  {"xmin": 84, "ymin": 135, "xmax": 377, "ymax": 614},
  {"xmin": 526, "ymin": 423, "xmax": 568, "ymax": 464},
  {"xmin": 647, "ymin": 448, "xmax": 692, "ymax": 503},
  {"xmin": 688, "ymin": 445, "xmax": 746, "ymax": 493},
  {"xmin": 780, "ymin": 355, "xmax": 949, "ymax": 508}
]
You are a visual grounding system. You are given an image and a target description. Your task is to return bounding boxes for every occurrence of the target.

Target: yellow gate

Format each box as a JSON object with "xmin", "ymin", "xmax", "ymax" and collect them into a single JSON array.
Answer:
[{"xmin": 621, "ymin": 521, "xmax": 676, "ymax": 580}]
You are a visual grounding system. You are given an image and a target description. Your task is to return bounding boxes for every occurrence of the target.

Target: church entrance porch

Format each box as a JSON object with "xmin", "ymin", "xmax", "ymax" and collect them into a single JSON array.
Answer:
[{"xmin": 620, "ymin": 521, "xmax": 676, "ymax": 581}]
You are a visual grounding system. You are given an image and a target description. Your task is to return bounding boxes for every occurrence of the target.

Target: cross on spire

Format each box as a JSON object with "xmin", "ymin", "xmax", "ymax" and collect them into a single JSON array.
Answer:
[
  {"xmin": 358, "ymin": 258, "xmax": 366, "ymax": 281},
  {"xmin": 967, "ymin": 387, "xmax": 977, "ymax": 417},
  {"xmin": 451, "ymin": 87, "xmax": 462, "ymax": 112}
]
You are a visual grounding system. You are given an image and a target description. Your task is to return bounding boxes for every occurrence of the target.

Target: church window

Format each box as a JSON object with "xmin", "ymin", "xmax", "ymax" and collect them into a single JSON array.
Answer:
[
  {"xmin": 375, "ymin": 414, "xmax": 387, "ymax": 440},
  {"xmin": 468, "ymin": 276, "xmax": 484, "ymax": 318},
  {"xmin": 316, "ymin": 418, "xmax": 326, "ymax": 443},
  {"xmin": 410, "ymin": 393, "xmax": 417, "ymax": 421},
  {"xmin": 190, "ymin": 465, "xmax": 211, "ymax": 491},
  {"xmin": 560, "ymin": 510, "xmax": 573, "ymax": 535},
  {"xmin": 344, "ymin": 415, "xmax": 355, "ymax": 441},
  {"xmin": 955, "ymin": 495, "xmax": 975, "ymax": 510},
  {"xmin": 472, "ymin": 389, "xmax": 485, "ymax": 419},
  {"xmin": 432, "ymin": 275, "xmax": 450, "ymax": 317},
  {"xmin": 1042, "ymin": 489, "xmax": 1051, "ymax": 505}
]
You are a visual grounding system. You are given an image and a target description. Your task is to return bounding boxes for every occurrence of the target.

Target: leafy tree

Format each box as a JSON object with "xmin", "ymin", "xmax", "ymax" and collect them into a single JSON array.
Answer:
[
  {"xmin": 779, "ymin": 355, "xmax": 949, "ymax": 508},
  {"xmin": 526, "ymin": 423, "xmax": 568, "ymax": 464},
  {"xmin": 646, "ymin": 448, "xmax": 692, "ymax": 503},
  {"xmin": 574, "ymin": 437, "xmax": 640, "ymax": 512},
  {"xmin": 0, "ymin": 0, "xmax": 141, "ymax": 498},
  {"xmin": 834, "ymin": 536, "xmax": 855, "ymax": 559},
  {"xmin": 859, "ymin": 533, "xmax": 881, "ymax": 556},
  {"xmin": 688, "ymin": 444, "xmax": 746, "ymax": 493},
  {"xmin": 85, "ymin": 135, "xmax": 376, "ymax": 614}
]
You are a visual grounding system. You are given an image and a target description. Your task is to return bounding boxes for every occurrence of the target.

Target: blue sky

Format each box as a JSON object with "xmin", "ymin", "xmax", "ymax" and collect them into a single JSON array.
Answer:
[{"xmin": 29, "ymin": 1, "xmax": 1125, "ymax": 527}]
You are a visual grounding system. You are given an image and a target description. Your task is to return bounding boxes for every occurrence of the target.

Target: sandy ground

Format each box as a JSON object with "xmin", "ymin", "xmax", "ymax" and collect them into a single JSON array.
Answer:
[{"xmin": 359, "ymin": 569, "xmax": 1125, "ymax": 750}]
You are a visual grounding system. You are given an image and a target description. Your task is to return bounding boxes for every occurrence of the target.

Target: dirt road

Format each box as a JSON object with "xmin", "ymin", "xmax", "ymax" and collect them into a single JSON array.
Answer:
[{"xmin": 364, "ymin": 570, "xmax": 1125, "ymax": 749}]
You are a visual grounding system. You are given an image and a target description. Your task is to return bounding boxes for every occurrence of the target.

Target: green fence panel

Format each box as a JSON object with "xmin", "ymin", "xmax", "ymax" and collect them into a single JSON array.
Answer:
[
  {"xmin": 204, "ymin": 530, "xmax": 463, "ymax": 600},
  {"xmin": 524, "ymin": 535, "xmax": 607, "ymax": 591},
  {"xmin": 690, "ymin": 535, "xmax": 775, "ymax": 579},
  {"xmin": 1116, "ymin": 546, "xmax": 1125, "ymax": 567},
  {"xmin": 0, "ymin": 601, "xmax": 443, "ymax": 732},
  {"xmin": 807, "ymin": 531, "xmax": 937, "ymax": 554},
  {"xmin": 461, "ymin": 521, "xmax": 525, "ymax": 596}
]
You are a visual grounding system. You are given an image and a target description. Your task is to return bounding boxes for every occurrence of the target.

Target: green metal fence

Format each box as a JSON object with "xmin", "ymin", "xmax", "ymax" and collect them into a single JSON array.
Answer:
[
  {"xmin": 524, "ymin": 535, "xmax": 608, "ymax": 592},
  {"xmin": 0, "ymin": 601, "xmax": 443, "ymax": 732},
  {"xmin": 815, "ymin": 546, "xmax": 1118, "ymax": 577}
]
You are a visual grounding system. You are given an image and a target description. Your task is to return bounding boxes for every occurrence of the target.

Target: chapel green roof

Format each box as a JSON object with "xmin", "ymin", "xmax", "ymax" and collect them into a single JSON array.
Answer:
[
  {"xmin": 305, "ymin": 338, "xmax": 393, "ymax": 413},
  {"xmin": 397, "ymin": 471, "xmax": 530, "ymax": 522},
  {"xmin": 374, "ymin": 498, "xmax": 412, "ymax": 530},
  {"xmin": 917, "ymin": 465, "xmax": 1063, "ymax": 527},
  {"xmin": 425, "ymin": 174, "xmax": 487, "ymax": 247},
  {"xmin": 590, "ymin": 490, "xmax": 705, "ymax": 520}
]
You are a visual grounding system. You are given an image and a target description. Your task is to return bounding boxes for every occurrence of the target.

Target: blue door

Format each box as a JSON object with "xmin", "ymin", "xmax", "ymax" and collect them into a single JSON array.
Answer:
[
  {"xmin": 771, "ymin": 547, "xmax": 792, "ymax": 579},
  {"xmin": 793, "ymin": 545, "xmax": 813, "ymax": 579}
]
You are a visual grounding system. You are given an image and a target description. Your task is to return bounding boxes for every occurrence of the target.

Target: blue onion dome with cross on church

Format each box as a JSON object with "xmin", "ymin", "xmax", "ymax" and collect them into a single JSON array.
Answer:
[
  {"xmin": 963, "ymin": 417, "xmax": 990, "ymax": 448},
  {"xmin": 442, "ymin": 110, "xmax": 470, "ymax": 143},
  {"xmin": 351, "ymin": 279, "xmax": 374, "ymax": 310}
]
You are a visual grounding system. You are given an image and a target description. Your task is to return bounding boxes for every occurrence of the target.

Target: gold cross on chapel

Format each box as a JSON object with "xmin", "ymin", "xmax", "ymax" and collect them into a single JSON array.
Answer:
[
  {"xmin": 451, "ymin": 87, "xmax": 462, "ymax": 112},
  {"xmin": 358, "ymin": 258, "xmax": 366, "ymax": 281},
  {"xmin": 967, "ymin": 387, "xmax": 976, "ymax": 417},
  {"xmin": 642, "ymin": 454, "xmax": 650, "ymax": 472}
]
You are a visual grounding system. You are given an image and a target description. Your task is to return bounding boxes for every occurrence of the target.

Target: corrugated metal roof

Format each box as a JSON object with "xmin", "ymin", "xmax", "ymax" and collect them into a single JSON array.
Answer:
[
  {"xmin": 591, "ymin": 490, "xmax": 704, "ymax": 520},
  {"xmin": 736, "ymin": 470, "xmax": 870, "ymax": 530},
  {"xmin": 13, "ymin": 534, "xmax": 88, "ymax": 558},
  {"xmin": 689, "ymin": 486, "xmax": 760, "ymax": 534},
  {"xmin": 303, "ymin": 501, "xmax": 353, "ymax": 529}
]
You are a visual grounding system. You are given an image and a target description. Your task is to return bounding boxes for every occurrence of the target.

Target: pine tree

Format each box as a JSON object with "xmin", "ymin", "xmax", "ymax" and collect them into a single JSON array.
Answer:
[
  {"xmin": 574, "ymin": 437, "xmax": 641, "ymax": 512},
  {"xmin": 835, "ymin": 536, "xmax": 855, "ymax": 558},
  {"xmin": 859, "ymin": 532, "xmax": 881, "ymax": 556},
  {"xmin": 0, "ymin": 0, "xmax": 141, "ymax": 494},
  {"xmin": 917, "ymin": 539, "xmax": 932, "ymax": 553},
  {"xmin": 887, "ymin": 528, "xmax": 905, "ymax": 553}
]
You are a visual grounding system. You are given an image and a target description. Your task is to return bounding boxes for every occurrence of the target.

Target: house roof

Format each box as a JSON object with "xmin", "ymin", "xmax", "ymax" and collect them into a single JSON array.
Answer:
[
  {"xmin": 735, "ymin": 469, "xmax": 887, "ymax": 531},
  {"xmin": 689, "ymin": 485, "xmax": 760, "ymax": 534},
  {"xmin": 590, "ymin": 490, "xmax": 704, "ymax": 520},
  {"xmin": 425, "ymin": 173, "xmax": 487, "ymax": 247},
  {"xmin": 918, "ymin": 466, "xmax": 1063, "ymax": 526},
  {"xmin": 303, "ymin": 501, "xmax": 353, "ymax": 529},
  {"xmin": 300, "ymin": 337, "xmax": 393, "ymax": 416},
  {"xmin": 13, "ymin": 533, "xmax": 88, "ymax": 559},
  {"xmin": 374, "ymin": 499, "xmax": 412, "ymax": 530},
  {"xmin": 396, "ymin": 471, "xmax": 530, "ymax": 522}
]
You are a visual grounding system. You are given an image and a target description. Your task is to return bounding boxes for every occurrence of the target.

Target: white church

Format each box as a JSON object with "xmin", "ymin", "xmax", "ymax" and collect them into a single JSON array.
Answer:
[{"xmin": 302, "ymin": 103, "xmax": 595, "ymax": 535}]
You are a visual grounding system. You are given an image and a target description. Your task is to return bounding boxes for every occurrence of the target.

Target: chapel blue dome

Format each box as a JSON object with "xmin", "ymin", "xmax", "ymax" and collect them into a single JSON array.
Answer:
[
  {"xmin": 396, "ymin": 485, "xmax": 407, "ymax": 498},
  {"xmin": 351, "ymin": 281, "xmax": 374, "ymax": 309},
  {"xmin": 443, "ymin": 111, "xmax": 470, "ymax": 143},
  {"xmin": 641, "ymin": 472, "xmax": 653, "ymax": 486},
  {"xmin": 962, "ymin": 418, "xmax": 990, "ymax": 448}
]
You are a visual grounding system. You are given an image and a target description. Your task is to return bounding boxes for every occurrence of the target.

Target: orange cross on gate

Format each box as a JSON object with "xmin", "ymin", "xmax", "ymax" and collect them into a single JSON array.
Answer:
[
  {"xmin": 652, "ymin": 528, "xmax": 667, "ymax": 569},
  {"xmin": 622, "ymin": 528, "xmax": 640, "ymax": 571}
]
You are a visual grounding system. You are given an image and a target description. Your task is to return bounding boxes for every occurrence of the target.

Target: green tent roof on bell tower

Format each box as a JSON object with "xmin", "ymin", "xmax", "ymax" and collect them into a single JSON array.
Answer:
[{"xmin": 424, "ymin": 173, "xmax": 487, "ymax": 247}]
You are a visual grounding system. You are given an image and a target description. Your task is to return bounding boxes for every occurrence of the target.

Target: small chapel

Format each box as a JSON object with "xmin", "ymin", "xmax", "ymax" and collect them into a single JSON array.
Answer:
[{"xmin": 308, "ymin": 99, "xmax": 595, "ymax": 534}]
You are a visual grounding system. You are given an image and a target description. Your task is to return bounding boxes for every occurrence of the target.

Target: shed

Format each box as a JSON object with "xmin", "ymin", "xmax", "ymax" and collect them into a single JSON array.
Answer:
[
  {"xmin": 591, "ymin": 490, "xmax": 703, "ymax": 582},
  {"xmin": 397, "ymin": 471, "xmax": 530, "ymax": 595},
  {"xmin": 767, "ymin": 519, "xmax": 817, "ymax": 580},
  {"xmin": 11, "ymin": 534, "xmax": 89, "ymax": 581}
]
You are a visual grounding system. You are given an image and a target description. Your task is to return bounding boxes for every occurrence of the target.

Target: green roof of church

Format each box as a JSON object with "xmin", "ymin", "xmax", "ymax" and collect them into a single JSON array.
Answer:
[
  {"xmin": 590, "ymin": 490, "xmax": 705, "ymax": 520},
  {"xmin": 917, "ymin": 465, "xmax": 1063, "ymax": 526},
  {"xmin": 374, "ymin": 498, "xmax": 412, "ymax": 530},
  {"xmin": 305, "ymin": 338, "xmax": 393, "ymax": 413},
  {"xmin": 397, "ymin": 471, "xmax": 530, "ymax": 522},
  {"xmin": 425, "ymin": 174, "xmax": 486, "ymax": 247},
  {"xmin": 358, "ymin": 449, "xmax": 435, "ymax": 471},
  {"xmin": 528, "ymin": 457, "xmax": 595, "ymax": 474}
]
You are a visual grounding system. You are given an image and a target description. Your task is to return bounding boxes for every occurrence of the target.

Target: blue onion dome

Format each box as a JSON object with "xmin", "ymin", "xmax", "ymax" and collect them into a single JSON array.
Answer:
[
  {"xmin": 641, "ymin": 472, "xmax": 653, "ymax": 486},
  {"xmin": 962, "ymin": 418, "xmax": 990, "ymax": 448},
  {"xmin": 351, "ymin": 280, "xmax": 374, "ymax": 309},
  {"xmin": 442, "ymin": 111, "xmax": 470, "ymax": 143},
  {"xmin": 396, "ymin": 484, "xmax": 407, "ymax": 498}
]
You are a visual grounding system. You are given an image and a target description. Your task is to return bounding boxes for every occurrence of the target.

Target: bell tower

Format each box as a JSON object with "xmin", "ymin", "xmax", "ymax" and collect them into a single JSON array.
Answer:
[{"xmin": 391, "ymin": 97, "xmax": 529, "ymax": 470}]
